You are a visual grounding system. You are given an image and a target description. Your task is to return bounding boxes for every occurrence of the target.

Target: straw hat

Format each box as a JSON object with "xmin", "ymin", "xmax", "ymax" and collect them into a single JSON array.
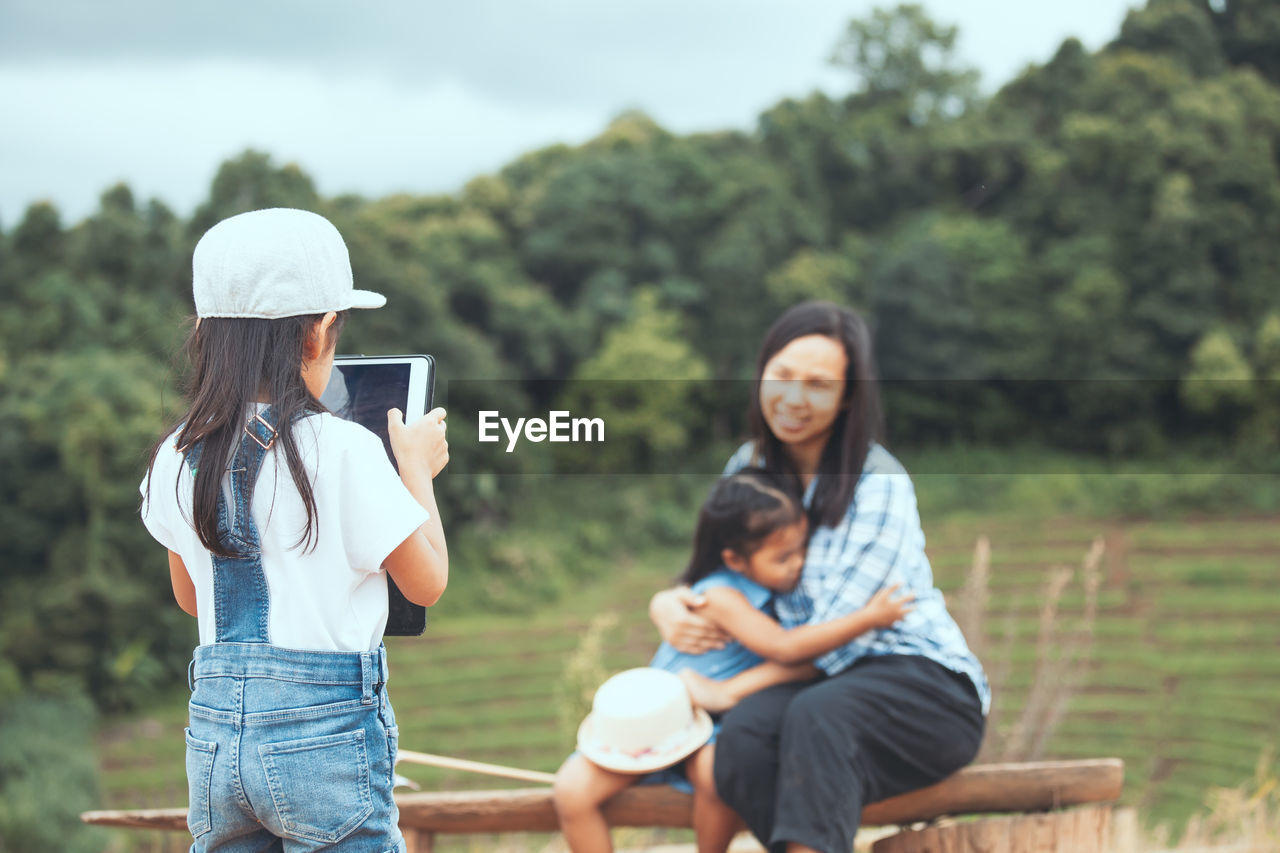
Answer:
[{"xmin": 577, "ymin": 668, "xmax": 713, "ymax": 774}]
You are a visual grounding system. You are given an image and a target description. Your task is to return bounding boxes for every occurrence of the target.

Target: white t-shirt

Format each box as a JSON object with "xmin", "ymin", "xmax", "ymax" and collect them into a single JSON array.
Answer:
[{"xmin": 139, "ymin": 409, "xmax": 429, "ymax": 652}]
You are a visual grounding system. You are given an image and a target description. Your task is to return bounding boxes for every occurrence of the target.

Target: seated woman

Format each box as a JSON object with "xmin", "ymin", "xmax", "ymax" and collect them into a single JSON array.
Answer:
[
  {"xmin": 650, "ymin": 301, "xmax": 990, "ymax": 853},
  {"xmin": 555, "ymin": 468, "xmax": 913, "ymax": 853}
]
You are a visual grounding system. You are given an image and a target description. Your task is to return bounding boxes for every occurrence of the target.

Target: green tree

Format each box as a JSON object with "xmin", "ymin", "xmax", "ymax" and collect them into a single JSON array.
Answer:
[
  {"xmin": 868, "ymin": 212, "xmax": 1046, "ymax": 445},
  {"xmin": 1181, "ymin": 328, "xmax": 1254, "ymax": 418},
  {"xmin": 1199, "ymin": 0, "xmax": 1280, "ymax": 84},
  {"xmin": 1116, "ymin": 0, "xmax": 1225, "ymax": 78},
  {"xmin": 556, "ymin": 289, "xmax": 711, "ymax": 472},
  {"xmin": 0, "ymin": 690, "xmax": 103, "ymax": 853},
  {"xmin": 512, "ymin": 114, "xmax": 820, "ymax": 380},
  {"xmin": 1243, "ymin": 313, "xmax": 1280, "ymax": 445},
  {"xmin": 871, "ymin": 212, "xmax": 1042, "ymax": 381},
  {"xmin": 2, "ymin": 202, "xmax": 65, "ymax": 297},
  {"xmin": 829, "ymin": 2, "xmax": 980, "ymax": 121},
  {"xmin": 0, "ymin": 351, "xmax": 188, "ymax": 709},
  {"xmin": 190, "ymin": 150, "xmax": 320, "ymax": 233},
  {"xmin": 765, "ymin": 240, "xmax": 867, "ymax": 310},
  {"xmin": 809, "ymin": 5, "xmax": 985, "ymax": 233},
  {"xmin": 1255, "ymin": 314, "xmax": 1280, "ymax": 381}
]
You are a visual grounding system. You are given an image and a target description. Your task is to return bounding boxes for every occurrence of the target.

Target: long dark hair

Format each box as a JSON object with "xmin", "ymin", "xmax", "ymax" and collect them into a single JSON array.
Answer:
[
  {"xmin": 747, "ymin": 301, "xmax": 884, "ymax": 529},
  {"xmin": 145, "ymin": 311, "xmax": 346, "ymax": 557},
  {"xmin": 679, "ymin": 468, "xmax": 805, "ymax": 587}
]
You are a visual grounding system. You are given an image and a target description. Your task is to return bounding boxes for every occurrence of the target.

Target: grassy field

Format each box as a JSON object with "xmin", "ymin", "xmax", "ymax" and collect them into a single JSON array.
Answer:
[{"xmin": 91, "ymin": 510, "xmax": 1280, "ymax": 851}]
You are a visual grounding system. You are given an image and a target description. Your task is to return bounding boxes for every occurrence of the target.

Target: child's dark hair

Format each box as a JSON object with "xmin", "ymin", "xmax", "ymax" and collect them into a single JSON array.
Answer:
[
  {"xmin": 145, "ymin": 311, "xmax": 346, "ymax": 557},
  {"xmin": 680, "ymin": 468, "xmax": 805, "ymax": 587}
]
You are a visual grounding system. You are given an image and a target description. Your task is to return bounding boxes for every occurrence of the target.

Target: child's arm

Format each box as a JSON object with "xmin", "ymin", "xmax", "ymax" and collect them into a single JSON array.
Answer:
[
  {"xmin": 679, "ymin": 588, "xmax": 912, "ymax": 712},
  {"xmin": 168, "ymin": 550, "xmax": 197, "ymax": 617},
  {"xmin": 699, "ymin": 584, "xmax": 914, "ymax": 665},
  {"xmin": 680, "ymin": 661, "xmax": 817, "ymax": 713},
  {"xmin": 383, "ymin": 407, "xmax": 450, "ymax": 606}
]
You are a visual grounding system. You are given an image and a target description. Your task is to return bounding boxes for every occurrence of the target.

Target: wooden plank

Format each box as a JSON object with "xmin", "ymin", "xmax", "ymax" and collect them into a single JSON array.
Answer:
[
  {"xmin": 872, "ymin": 804, "xmax": 1112, "ymax": 853},
  {"xmin": 861, "ymin": 758, "xmax": 1123, "ymax": 826},
  {"xmin": 394, "ymin": 783, "xmax": 691, "ymax": 833},
  {"xmin": 390, "ymin": 758, "xmax": 1123, "ymax": 833},
  {"xmin": 81, "ymin": 758, "xmax": 1124, "ymax": 835}
]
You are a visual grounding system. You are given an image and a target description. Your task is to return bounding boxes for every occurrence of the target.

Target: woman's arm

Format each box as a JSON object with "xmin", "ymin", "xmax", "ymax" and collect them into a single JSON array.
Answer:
[
  {"xmin": 700, "ymin": 585, "xmax": 913, "ymax": 665},
  {"xmin": 168, "ymin": 550, "xmax": 197, "ymax": 617},
  {"xmin": 649, "ymin": 586, "xmax": 731, "ymax": 653}
]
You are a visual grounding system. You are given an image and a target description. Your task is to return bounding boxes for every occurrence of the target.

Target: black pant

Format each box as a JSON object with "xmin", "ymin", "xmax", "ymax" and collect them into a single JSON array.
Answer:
[{"xmin": 712, "ymin": 655, "xmax": 985, "ymax": 853}]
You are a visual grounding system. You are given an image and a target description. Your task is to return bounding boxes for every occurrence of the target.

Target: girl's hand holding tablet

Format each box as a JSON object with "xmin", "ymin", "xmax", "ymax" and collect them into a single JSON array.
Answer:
[{"xmin": 388, "ymin": 405, "xmax": 449, "ymax": 479}]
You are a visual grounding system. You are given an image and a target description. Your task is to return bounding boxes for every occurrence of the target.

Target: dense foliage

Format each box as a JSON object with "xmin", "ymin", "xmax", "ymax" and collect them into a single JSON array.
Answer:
[
  {"xmin": 0, "ymin": 688, "xmax": 103, "ymax": 851},
  {"xmin": 1, "ymin": 0, "xmax": 1278, "ymax": 719}
]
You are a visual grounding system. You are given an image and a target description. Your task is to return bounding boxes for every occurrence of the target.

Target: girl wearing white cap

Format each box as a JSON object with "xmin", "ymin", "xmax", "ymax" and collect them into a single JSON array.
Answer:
[{"xmin": 140, "ymin": 208, "xmax": 449, "ymax": 852}]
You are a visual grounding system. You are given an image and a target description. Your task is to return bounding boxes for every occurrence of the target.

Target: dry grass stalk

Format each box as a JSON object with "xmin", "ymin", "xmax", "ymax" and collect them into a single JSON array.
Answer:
[
  {"xmin": 1104, "ymin": 750, "xmax": 1278, "ymax": 851},
  {"xmin": 555, "ymin": 611, "xmax": 620, "ymax": 742},
  {"xmin": 956, "ymin": 535, "xmax": 1013, "ymax": 763},
  {"xmin": 1165, "ymin": 748, "xmax": 1279, "ymax": 852},
  {"xmin": 955, "ymin": 534, "xmax": 991, "ymax": 649},
  {"xmin": 1026, "ymin": 536, "xmax": 1104, "ymax": 760},
  {"xmin": 964, "ymin": 535, "xmax": 1105, "ymax": 762}
]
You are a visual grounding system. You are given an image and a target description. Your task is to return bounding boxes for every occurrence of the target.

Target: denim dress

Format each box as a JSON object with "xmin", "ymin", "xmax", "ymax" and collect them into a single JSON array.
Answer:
[
  {"xmin": 639, "ymin": 569, "xmax": 773, "ymax": 792},
  {"xmin": 182, "ymin": 409, "xmax": 403, "ymax": 852}
]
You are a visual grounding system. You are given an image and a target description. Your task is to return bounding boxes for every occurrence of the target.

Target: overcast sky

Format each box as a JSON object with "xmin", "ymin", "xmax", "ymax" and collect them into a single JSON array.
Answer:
[{"xmin": 0, "ymin": 1, "xmax": 1138, "ymax": 226}]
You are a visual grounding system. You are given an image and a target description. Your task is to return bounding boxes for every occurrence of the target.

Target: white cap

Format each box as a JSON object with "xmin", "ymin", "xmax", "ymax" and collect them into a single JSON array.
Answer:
[{"xmin": 192, "ymin": 208, "xmax": 386, "ymax": 319}]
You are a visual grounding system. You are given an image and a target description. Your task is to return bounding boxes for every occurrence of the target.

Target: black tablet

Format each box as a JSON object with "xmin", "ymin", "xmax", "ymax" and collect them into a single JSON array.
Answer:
[{"xmin": 321, "ymin": 355, "xmax": 436, "ymax": 636}]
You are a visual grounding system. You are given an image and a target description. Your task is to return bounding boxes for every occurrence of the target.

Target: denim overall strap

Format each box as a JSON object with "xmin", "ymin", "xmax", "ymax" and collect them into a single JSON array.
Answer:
[{"xmin": 181, "ymin": 408, "xmax": 283, "ymax": 644}]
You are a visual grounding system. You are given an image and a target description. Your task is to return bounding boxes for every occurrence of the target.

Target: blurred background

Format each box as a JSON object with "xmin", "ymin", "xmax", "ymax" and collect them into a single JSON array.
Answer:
[{"xmin": 2, "ymin": 1, "xmax": 1278, "ymax": 850}]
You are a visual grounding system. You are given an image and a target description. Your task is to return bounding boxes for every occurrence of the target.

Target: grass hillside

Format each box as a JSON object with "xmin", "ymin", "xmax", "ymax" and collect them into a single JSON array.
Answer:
[{"xmin": 93, "ymin": 511, "xmax": 1280, "ymax": 851}]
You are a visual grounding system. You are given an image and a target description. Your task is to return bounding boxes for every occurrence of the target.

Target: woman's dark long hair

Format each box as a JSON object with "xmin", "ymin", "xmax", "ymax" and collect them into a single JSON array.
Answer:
[
  {"xmin": 145, "ymin": 311, "xmax": 346, "ymax": 557},
  {"xmin": 679, "ymin": 468, "xmax": 805, "ymax": 587},
  {"xmin": 747, "ymin": 301, "xmax": 884, "ymax": 530}
]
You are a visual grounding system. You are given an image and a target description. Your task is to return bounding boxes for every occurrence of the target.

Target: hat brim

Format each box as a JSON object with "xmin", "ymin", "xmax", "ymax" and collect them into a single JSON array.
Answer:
[
  {"xmin": 576, "ymin": 708, "xmax": 714, "ymax": 774},
  {"xmin": 347, "ymin": 289, "xmax": 387, "ymax": 310}
]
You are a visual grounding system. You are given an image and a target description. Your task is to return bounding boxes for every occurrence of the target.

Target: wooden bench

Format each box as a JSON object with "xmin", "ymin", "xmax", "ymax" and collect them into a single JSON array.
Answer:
[{"xmin": 83, "ymin": 758, "xmax": 1123, "ymax": 852}]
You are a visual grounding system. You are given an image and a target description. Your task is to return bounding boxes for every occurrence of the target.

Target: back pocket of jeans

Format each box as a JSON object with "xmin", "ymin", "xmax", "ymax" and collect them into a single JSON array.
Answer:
[
  {"xmin": 184, "ymin": 729, "xmax": 217, "ymax": 838},
  {"xmin": 259, "ymin": 729, "xmax": 374, "ymax": 844}
]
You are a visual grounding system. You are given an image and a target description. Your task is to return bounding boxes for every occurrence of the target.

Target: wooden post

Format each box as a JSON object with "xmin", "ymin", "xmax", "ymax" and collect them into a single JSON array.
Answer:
[
  {"xmin": 402, "ymin": 828, "xmax": 436, "ymax": 853},
  {"xmin": 871, "ymin": 804, "xmax": 1111, "ymax": 853}
]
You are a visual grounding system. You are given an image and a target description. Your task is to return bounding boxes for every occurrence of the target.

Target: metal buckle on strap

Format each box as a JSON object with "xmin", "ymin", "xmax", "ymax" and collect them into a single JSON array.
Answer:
[{"xmin": 245, "ymin": 413, "xmax": 278, "ymax": 450}]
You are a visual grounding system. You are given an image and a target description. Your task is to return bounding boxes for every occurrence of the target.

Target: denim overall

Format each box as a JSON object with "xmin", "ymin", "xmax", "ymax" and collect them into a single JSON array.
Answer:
[{"xmin": 183, "ymin": 409, "xmax": 404, "ymax": 852}]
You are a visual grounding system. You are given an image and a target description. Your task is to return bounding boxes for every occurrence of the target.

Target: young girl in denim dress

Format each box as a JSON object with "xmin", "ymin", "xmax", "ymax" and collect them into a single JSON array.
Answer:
[
  {"xmin": 140, "ymin": 208, "xmax": 449, "ymax": 852},
  {"xmin": 553, "ymin": 469, "xmax": 912, "ymax": 853}
]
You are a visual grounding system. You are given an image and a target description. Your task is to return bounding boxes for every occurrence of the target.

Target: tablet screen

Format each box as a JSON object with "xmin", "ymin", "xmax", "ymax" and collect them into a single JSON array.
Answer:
[{"xmin": 321, "ymin": 361, "xmax": 412, "ymax": 467}]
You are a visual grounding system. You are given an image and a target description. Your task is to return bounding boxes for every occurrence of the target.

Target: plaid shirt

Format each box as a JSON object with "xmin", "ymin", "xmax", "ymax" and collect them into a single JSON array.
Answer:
[{"xmin": 725, "ymin": 442, "xmax": 991, "ymax": 714}]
